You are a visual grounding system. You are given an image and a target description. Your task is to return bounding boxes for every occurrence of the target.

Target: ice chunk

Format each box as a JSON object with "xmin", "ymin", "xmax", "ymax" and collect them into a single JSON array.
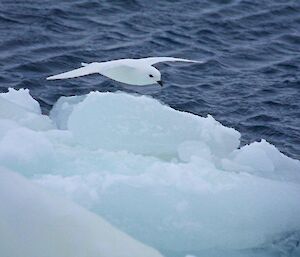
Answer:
[
  {"xmin": 50, "ymin": 94, "xmax": 86, "ymax": 129},
  {"xmin": 223, "ymin": 139, "xmax": 300, "ymax": 182},
  {"xmin": 66, "ymin": 92, "xmax": 240, "ymax": 158},
  {"xmin": 0, "ymin": 88, "xmax": 41, "ymax": 114},
  {"xmin": 0, "ymin": 88, "xmax": 300, "ymax": 256},
  {"xmin": 0, "ymin": 168, "xmax": 163, "ymax": 257},
  {"xmin": 0, "ymin": 90, "xmax": 53, "ymax": 131}
]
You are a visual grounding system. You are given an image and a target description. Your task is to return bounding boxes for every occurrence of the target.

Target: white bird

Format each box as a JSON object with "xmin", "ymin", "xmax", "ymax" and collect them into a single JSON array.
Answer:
[{"xmin": 46, "ymin": 57, "xmax": 201, "ymax": 87}]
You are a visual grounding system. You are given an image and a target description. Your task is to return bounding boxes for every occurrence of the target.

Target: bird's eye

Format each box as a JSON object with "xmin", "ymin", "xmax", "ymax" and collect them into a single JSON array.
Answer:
[{"xmin": 149, "ymin": 74, "xmax": 153, "ymax": 78}]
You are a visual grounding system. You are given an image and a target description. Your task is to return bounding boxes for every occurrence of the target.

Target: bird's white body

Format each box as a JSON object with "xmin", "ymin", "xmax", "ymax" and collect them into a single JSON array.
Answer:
[{"xmin": 47, "ymin": 57, "xmax": 201, "ymax": 86}]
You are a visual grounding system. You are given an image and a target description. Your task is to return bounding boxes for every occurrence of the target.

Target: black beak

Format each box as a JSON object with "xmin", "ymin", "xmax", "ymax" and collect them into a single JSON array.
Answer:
[{"xmin": 157, "ymin": 80, "xmax": 163, "ymax": 87}]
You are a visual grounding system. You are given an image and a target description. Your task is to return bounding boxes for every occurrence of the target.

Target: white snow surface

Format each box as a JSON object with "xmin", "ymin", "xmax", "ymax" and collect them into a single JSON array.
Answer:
[{"xmin": 1, "ymin": 88, "xmax": 300, "ymax": 256}]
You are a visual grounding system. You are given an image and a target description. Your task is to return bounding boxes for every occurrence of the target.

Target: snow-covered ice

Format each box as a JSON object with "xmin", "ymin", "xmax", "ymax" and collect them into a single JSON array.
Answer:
[
  {"xmin": 0, "ymin": 168, "xmax": 163, "ymax": 257},
  {"xmin": 0, "ymin": 88, "xmax": 300, "ymax": 256}
]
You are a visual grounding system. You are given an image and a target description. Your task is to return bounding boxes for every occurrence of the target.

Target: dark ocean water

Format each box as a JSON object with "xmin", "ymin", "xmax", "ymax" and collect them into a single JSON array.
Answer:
[{"xmin": 0, "ymin": 0, "xmax": 299, "ymax": 160}]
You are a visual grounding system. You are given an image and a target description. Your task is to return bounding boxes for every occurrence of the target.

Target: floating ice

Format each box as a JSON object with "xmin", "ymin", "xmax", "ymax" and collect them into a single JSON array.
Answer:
[
  {"xmin": 1, "ymin": 88, "xmax": 300, "ymax": 257},
  {"xmin": 0, "ymin": 88, "xmax": 53, "ymax": 131},
  {"xmin": 66, "ymin": 92, "xmax": 240, "ymax": 158},
  {"xmin": 0, "ymin": 168, "xmax": 163, "ymax": 257},
  {"xmin": 223, "ymin": 139, "xmax": 300, "ymax": 182},
  {"xmin": 0, "ymin": 88, "xmax": 41, "ymax": 114}
]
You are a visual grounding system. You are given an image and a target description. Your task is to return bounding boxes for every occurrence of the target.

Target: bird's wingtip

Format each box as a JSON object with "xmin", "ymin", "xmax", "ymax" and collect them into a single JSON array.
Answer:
[
  {"xmin": 46, "ymin": 75, "xmax": 57, "ymax": 80},
  {"xmin": 190, "ymin": 59, "xmax": 204, "ymax": 63}
]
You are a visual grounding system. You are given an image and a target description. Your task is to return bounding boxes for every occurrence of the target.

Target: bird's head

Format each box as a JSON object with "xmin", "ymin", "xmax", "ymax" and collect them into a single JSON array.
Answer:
[{"xmin": 142, "ymin": 65, "xmax": 163, "ymax": 87}]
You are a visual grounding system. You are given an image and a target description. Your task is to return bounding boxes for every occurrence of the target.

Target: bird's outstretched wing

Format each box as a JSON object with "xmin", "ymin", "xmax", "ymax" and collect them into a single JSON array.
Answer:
[
  {"xmin": 141, "ymin": 57, "xmax": 202, "ymax": 66},
  {"xmin": 46, "ymin": 62, "xmax": 102, "ymax": 80}
]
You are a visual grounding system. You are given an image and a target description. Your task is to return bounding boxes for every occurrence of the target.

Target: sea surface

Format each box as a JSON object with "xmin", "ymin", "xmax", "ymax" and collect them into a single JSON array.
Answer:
[{"xmin": 0, "ymin": 0, "xmax": 299, "ymax": 160}]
